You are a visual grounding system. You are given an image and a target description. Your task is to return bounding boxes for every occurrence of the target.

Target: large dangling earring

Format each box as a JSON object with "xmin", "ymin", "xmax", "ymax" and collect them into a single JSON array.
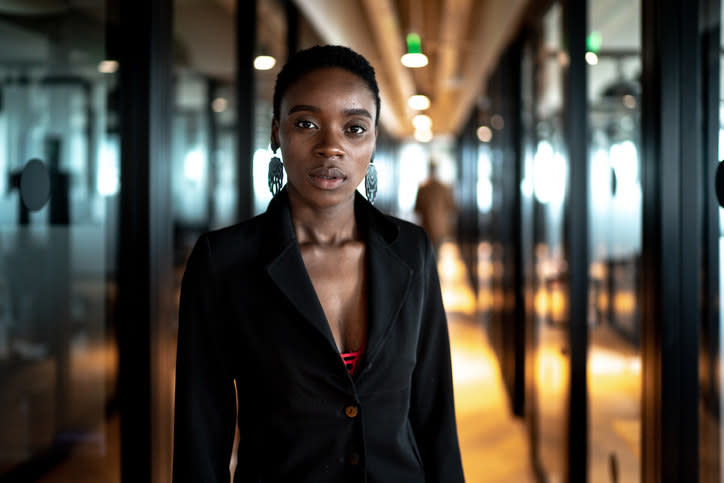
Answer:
[
  {"xmin": 365, "ymin": 160, "xmax": 378, "ymax": 204},
  {"xmin": 268, "ymin": 150, "xmax": 284, "ymax": 196}
]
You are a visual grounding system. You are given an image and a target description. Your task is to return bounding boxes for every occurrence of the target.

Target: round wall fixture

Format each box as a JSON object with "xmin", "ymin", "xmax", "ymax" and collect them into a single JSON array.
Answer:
[
  {"xmin": 20, "ymin": 159, "xmax": 51, "ymax": 212},
  {"xmin": 717, "ymin": 161, "xmax": 724, "ymax": 208}
]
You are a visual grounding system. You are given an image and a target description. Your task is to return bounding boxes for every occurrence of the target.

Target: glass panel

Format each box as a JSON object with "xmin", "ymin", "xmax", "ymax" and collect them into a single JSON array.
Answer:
[
  {"xmin": 0, "ymin": 3, "xmax": 120, "ymax": 480},
  {"xmin": 172, "ymin": 0, "xmax": 239, "ymax": 265},
  {"xmin": 523, "ymin": 3, "xmax": 570, "ymax": 482},
  {"xmin": 587, "ymin": 1, "xmax": 642, "ymax": 481},
  {"xmin": 716, "ymin": 3, "xmax": 724, "ymax": 478}
]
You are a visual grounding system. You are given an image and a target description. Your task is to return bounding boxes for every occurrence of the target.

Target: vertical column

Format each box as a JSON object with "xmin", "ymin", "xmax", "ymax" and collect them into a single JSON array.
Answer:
[
  {"xmin": 641, "ymin": 0, "xmax": 701, "ymax": 481},
  {"xmin": 285, "ymin": 0, "xmax": 299, "ymax": 58},
  {"xmin": 562, "ymin": 0, "xmax": 588, "ymax": 481},
  {"xmin": 236, "ymin": 0, "xmax": 256, "ymax": 221},
  {"xmin": 509, "ymin": 38, "xmax": 526, "ymax": 418},
  {"xmin": 701, "ymin": 0, "xmax": 721, "ymax": 479},
  {"xmin": 117, "ymin": 0, "xmax": 174, "ymax": 481}
]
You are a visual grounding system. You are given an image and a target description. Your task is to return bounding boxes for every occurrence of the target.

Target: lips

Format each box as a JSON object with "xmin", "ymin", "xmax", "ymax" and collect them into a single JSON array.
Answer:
[{"xmin": 308, "ymin": 166, "xmax": 346, "ymax": 190}]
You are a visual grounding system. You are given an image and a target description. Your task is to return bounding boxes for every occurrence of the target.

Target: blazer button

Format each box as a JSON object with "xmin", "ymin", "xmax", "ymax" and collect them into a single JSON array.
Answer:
[{"xmin": 345, "ymin": 405, "xmax": 359, "ymax": 418}]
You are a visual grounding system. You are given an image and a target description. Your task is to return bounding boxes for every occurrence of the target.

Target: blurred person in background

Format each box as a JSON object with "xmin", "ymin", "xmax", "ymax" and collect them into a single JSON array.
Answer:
[{"xmin": 414, "ymin": 160, "xmax": 458, "ymax": 254}]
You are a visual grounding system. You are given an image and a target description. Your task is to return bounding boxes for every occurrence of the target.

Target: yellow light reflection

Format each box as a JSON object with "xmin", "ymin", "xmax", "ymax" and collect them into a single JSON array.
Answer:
[
  {"xmin": 535, "ymin": 346, "xmax": 569, "ymax": 396},
  {"xmin": 614, "ymin": 292, "xmax": 636, "ymax": 315},
  {"xmin": 438, "ymin": 242, "xmax": 477, "ymax": 316}
]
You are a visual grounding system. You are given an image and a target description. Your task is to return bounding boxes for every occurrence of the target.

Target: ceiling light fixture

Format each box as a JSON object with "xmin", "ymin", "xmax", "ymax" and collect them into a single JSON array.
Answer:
[
  {"xmin": 413, "ymin": 114, "xmax": 432, "ymax": 130},
  {"xmin": 98, "ymin": 60, "xmax": 119, "ymax": 74},
  {"xmin": 414, "ymin": 128, "xmax": 433, "ymax": 143},
  {"xmin": 408, "ymin": 94, "xmax": 430, "ymax": 111},
  {"xmin": 477, "ymin": 126, "xmax": 492, "ymax": 143},
  {"xmin": 401, "ymin": 33, "xmax": 428, "ymax": 68},
  {"xmin": 254, "ymin": 55, "xmax": 276, "ymax": 71}
]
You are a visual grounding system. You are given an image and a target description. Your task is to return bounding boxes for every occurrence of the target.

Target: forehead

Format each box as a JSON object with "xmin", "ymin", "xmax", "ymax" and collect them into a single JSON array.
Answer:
[{"xmin": 280, "ymin": 67, "xmax": 376, "ymax": 114}]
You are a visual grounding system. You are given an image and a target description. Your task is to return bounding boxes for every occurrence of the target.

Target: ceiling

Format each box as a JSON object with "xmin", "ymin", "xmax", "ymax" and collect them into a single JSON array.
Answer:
[
  {"xmin": 182, "ymin": 0, "xmax": 532, "ymax": 140},
  {"xmin": 292, "ymin": 0, "xmax": 530, "ymax": 139}
]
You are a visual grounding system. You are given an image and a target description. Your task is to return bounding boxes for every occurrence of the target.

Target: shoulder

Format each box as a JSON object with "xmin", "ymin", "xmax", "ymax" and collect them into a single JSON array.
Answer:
[
  {"xmin": 192, "ymin": 213, "xmax": 267, "ymax": 275},
  {"xmin": 375, "ymin": 213, "xmax": 434, "ymax": 269}
]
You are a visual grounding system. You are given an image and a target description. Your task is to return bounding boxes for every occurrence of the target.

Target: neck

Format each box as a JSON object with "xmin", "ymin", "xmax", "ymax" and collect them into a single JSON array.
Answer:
[{"xmin": 288, "ymin": 191, "xmax": 359, "ymax": 246}]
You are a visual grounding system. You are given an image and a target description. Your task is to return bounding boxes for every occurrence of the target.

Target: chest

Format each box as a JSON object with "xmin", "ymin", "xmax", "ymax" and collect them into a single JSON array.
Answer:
[{"xmin": 300, "ymin": 243, "xmax": 367, "ymax": 352}]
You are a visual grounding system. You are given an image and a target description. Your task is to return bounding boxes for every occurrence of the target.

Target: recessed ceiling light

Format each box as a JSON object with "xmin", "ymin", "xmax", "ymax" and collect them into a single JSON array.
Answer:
[
  {"xmin": 408, "ymin": 94, "xmax": 431, "ymax": 110},
  {"xmin": 254, "ymin": 55, "xmax": 276, "ymax": 70},
  {"xmin": 413, "ymin": 114, "xmax": 432, "ymax": 130}
]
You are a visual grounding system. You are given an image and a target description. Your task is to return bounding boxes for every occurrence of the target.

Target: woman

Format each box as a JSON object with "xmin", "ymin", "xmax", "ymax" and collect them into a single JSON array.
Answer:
[{"xmin": 173, "ymin": 45, "xmax": 464, "ymax": 483}]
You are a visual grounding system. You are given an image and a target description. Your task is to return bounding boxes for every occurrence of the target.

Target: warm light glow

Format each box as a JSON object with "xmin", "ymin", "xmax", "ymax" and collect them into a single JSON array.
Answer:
[
  {"xmin": 408, "ymin": 94, "xmax": 431, "ymax": 110},
  {"xmin": 401, "ymin": 52, "xmax": 429, "ymax": 68},
  {"xmin": 98, "ymin": 60, "xmax": 119, "ymax": 74},
  {"xmin": 437, "ymin": 242, "xmax": 476, "ymax": 316},
  {"xmin": 414, "ymin": 128, "xmax": 433, "ymax": 143},
  {"xmin": 412, "ymin": 114, "xmax": 432, "ymax": 130},
  {"xmin": 614, "ymin": 292, "xmax": 636, "ymax": 315},
  {"xmin": 557, "ymin": 51, "xmax": 570, "ymax": 67},
  {"xmin": 212, "ymin": 97, "xmax": 228, "ymax": 113},
  {"xmin": 622, "ymin": 94, "xmax": 637, "ymax": 109},
  {"xmin": 477, "ymin": 126, "xmax": 492, "ymax": 143},
  {"xmin": 585, "ymin": 51, "xmax": 599, "ymax": 65},
  {"xmin": 253, "ymin": 55, "xmax": 276, "ymax": 70}
]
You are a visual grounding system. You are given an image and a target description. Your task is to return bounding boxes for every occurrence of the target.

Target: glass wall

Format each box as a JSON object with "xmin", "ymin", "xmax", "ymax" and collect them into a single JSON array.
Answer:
[
  {"xmin": 586, "ymin": 1, "xmax": 642, "ymax": 481},
  {"xmin": 0, "ymin": 3, "xmax": 120, "ymax": 480},
  {"xmin": 172, "ymin": 0, "xmax": 239, "ymax": 268},
  {"xmin": 523, "ymin": 3, "xmax": 570, "ymax": 481}
]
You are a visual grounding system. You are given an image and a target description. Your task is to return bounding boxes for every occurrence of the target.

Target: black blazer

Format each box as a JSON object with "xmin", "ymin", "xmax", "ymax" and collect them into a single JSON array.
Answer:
[{"xmin": 173, "ymin": 189, "xmax": 464, "ymax": 483}]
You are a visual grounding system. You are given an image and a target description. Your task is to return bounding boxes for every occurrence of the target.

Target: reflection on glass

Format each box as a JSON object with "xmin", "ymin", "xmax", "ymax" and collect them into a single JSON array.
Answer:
[
  {"xmin": 0, "ymin": 3, "xmax": 119, "ymax": 480},
  {"xmin": 716, "ymin": 5, "xmax": 724, "ymax": 479},
  {"xmin": 524, "ymin": 3, "xmax": 570, "ymax": 482},
  {"xmin": 588, "ymin": 1, "xmax": 642, "ymax": 481}
]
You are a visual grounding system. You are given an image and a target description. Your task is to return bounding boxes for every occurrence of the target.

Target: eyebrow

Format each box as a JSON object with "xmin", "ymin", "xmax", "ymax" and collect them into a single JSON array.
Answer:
[
  {"xmin": 288, "ymin": 104, "xmax": 320, "ymax": 115},
  {"xmin": 287, "ymin": 105, "xmax": 373, "ymax": 120}
]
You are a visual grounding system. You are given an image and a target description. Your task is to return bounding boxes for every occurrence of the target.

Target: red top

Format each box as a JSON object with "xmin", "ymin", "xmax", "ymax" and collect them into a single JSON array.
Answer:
[{"xmin": 340, "ymin": 342, "xmax": 366, "ymax": 375}]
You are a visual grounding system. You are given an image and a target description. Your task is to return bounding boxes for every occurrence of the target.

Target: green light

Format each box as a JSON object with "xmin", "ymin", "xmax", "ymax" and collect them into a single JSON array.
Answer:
[
  {"xmin": 586, "ymin": 31, "xmax": 602, "ymax": 53},
  {"xmin": 406, "ymin": 33, "xmax": 422, "ymax": 54}
]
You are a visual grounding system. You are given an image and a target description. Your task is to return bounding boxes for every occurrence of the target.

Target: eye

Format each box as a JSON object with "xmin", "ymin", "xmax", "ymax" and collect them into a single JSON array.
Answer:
[
  {"xmin": 294, "ymin": 119, "xmax": 316, "ymax": 129},
  {"xmin": 347, "ymin": 124, "xmax": 367, "ymax": 135}
]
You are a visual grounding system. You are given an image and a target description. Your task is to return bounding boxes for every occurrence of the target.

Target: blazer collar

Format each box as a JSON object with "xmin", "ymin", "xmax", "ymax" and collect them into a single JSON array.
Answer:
[{"xmin": 262, "ymin": 188, "xmax": 413, "ymax": 368}]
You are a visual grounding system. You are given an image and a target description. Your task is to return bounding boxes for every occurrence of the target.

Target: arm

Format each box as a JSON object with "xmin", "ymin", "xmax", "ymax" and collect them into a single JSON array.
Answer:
[
  {"xmin": 173, "ymin": 235, "xmax": 237, "ymax": 483},
  {"xmin": 409, "ymin": 238, "xmax": 465, "ymax": 482}
]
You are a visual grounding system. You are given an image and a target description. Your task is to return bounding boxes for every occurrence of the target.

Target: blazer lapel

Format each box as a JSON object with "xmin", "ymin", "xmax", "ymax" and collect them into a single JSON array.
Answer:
[
  {"xmin": 355, "ymin": 194, "xmax": 413, "ymax": 370},
  {"xmin": 363, "ymin": 235, "xmax": 413, "ymax": 366},
  {"xmin": 260, "ymin": 190, "xmax": 415, "ymax": 364},
  {"xmin": 262, "ymin": 190, "xmax": 338, "ymax": 352}
]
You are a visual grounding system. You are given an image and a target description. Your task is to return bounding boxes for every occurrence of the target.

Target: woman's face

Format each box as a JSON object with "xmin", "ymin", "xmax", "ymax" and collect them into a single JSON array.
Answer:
[{"xmin": 271, "ymin": 67, "xmax": 378, "ymax": 210}]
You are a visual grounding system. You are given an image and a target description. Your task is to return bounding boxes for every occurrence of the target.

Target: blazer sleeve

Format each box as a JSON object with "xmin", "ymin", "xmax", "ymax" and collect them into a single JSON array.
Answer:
[
  {"xmin": 409, "ymin": 237, "xmax": 465, "ymax": 482},
  {"xmin": 173, "ymin": 235, "xmax": 237, "ymax": 483}
]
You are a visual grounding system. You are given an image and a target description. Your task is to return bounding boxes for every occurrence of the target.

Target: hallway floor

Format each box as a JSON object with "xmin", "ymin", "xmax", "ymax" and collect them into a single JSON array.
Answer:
[{"xmin": 438, "ymin": 242, "xmax": 535, "ymax": 482}]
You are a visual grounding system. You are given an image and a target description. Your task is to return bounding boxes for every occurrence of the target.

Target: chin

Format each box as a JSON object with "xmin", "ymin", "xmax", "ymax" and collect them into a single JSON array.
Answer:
[{"xmin": 300, "ymin": 187, "xmax": 358, "ymax": 210}]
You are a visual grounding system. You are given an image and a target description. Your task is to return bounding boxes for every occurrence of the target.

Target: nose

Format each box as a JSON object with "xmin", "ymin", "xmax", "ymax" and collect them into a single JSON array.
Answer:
[{"xmin": 314, "ymin": 127, "xmax": 345, "ymax": 159}]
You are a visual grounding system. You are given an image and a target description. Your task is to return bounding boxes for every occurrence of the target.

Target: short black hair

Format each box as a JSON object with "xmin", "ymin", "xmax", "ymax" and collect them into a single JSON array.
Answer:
[{"xmin": 273, "ymin": 45, "xmax": 380, "ymax": 125}]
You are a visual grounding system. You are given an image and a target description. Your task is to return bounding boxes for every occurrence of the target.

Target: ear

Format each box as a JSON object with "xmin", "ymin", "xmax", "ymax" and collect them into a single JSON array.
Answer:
[{"xmin": 270, "ymin": 118, "xmax": 280, "ymax": 152}]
